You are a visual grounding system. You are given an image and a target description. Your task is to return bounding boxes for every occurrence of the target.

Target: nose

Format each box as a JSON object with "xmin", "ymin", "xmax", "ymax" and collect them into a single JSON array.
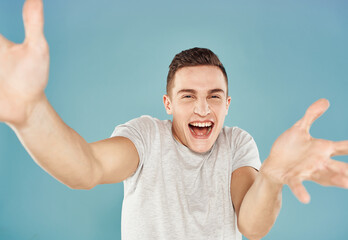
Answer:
[{"xmin": 193, "ymin": 99, "xmax": 211, "ymax": 117}]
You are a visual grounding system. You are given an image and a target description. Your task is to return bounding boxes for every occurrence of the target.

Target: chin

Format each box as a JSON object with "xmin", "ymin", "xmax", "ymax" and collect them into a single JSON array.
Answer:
[{"xmin": 188, "ymin": 141, "xmax": 214, "ymax": 154}]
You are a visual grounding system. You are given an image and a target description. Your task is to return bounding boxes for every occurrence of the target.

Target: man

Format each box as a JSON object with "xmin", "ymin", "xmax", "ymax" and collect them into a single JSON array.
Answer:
[{"xmin": 1, "ymin": 0, "xmax": 347, "ymax": 239}]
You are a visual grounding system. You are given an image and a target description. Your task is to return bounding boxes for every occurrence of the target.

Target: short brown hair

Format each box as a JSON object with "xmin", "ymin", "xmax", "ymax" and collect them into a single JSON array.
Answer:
[{"xmin": 166, "ymin": 47, "xmax": 228, "ymax": 96}]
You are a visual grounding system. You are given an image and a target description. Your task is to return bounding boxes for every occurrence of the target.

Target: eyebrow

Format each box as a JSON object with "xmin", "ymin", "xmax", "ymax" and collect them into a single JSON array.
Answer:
[{"xmin": 177, "ymin": 88, "xmax": 226, "ymax": 95}]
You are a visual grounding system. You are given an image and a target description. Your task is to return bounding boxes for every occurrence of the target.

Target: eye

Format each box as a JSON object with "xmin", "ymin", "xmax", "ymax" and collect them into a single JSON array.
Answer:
[
  {"xmin": 183, "ymin": 95, "xmax": 193, "ymax": 99},
  {"xmin": 211, "ymin": 95, "xmax": 221, "ymax": 99}
]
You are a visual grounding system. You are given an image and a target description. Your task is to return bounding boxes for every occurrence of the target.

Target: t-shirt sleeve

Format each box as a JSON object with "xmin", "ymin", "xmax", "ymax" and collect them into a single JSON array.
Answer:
[
  {"xmin": 231, "ymin": 127, "xmax": 261, "ymax": 172},
  {"xmin": 109, "ymin": 116, "xmax": 153, "ymax": 181}
]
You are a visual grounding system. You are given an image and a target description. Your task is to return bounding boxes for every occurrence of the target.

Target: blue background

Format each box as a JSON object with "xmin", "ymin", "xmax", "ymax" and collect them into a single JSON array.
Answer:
[{"xmin": 0, "ymin": 0, "xmax": 347, "ymax": 239}]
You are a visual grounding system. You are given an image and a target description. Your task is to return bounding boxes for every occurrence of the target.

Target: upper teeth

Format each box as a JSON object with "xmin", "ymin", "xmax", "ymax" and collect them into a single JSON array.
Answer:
[{"xmin": 190, "ymin": 122, "xmax": 212, "ymax": 127}]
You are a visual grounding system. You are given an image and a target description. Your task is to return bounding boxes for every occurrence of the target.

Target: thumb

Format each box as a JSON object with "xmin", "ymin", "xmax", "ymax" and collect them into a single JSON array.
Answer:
[
  {"xmin": 23, "ymin": 0, "xmax": 45, "ymax": 43},
  {"xmin": 295, "ymin": 98, "xmax": 330, "ymax": 132}
]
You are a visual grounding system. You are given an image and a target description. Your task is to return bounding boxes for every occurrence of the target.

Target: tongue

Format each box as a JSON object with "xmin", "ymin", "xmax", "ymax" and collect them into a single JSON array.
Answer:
[{"xmin": 191, "ymin": 126, "xmax": 209, "ymax": 136}]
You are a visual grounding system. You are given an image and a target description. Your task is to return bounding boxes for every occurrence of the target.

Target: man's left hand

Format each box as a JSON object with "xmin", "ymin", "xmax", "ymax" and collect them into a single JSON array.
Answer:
[{"xmin": 261, "ymin": 98, "xmax": 348, "ymax": 203}]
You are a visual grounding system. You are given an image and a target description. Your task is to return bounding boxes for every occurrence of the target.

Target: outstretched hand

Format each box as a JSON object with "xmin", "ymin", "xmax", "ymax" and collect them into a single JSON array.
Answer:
[
  {"xmin": 0, "ymin": 0, "xmax": 49, "ymax": 125},
  {"xmin": 261, "ymin": 99, "xmax": 348, "ymax": 203}
]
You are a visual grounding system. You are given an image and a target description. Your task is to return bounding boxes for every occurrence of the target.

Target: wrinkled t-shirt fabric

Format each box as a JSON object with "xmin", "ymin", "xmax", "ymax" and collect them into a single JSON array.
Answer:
[{"xmin": 110, "ymin": 115, "xmax": 261, "ymax": 240}]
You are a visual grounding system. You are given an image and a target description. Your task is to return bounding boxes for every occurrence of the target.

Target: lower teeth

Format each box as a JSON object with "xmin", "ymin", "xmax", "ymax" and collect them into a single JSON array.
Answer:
[{"xmin": 189, "ymin": 126, "xmax": 212, "ymax": 136}]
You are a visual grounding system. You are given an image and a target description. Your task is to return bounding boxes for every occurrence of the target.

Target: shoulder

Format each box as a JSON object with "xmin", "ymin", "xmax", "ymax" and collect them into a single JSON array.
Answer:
[
  {"xmin": 220, "ymin": 126, "xmax": 255, "ymax": 147},
  {"xmin": 117, "ymin": 115, "xmax": 166, "ymax": 129},
  {"xmin": 224, "ymin": 126, "xmax": 261, "ymax": 170},
  {"xmin": 123, "ymin": 115, "xmax": 158, "ymax": 125},
  {"xmin": 111, "ymin": 115, "xmax": 170, "ymax": 138}
]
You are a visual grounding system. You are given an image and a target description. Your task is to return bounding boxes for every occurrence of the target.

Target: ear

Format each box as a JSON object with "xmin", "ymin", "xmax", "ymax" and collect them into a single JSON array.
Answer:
[
  {"xmin": 163, "ymin": 95, "xmax": 173, "ymax": 115},
  {"xmin": 225, "ymin": 96, "xmax": 231, "ymax": 115}
]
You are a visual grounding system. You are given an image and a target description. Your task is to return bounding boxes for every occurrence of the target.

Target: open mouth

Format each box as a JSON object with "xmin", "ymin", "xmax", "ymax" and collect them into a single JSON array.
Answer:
[{"xmin": 188, "ymin": 121, "xmax": 214, "ymax": 138}]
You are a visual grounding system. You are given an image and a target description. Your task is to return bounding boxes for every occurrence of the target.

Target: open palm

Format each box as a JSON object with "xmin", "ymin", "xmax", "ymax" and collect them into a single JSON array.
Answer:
[
  {"xmin": 262, "ymin": 99, "xmax": 348, "ymax": 203},
  {"xmin": 0, "ymin": 0, "xmax": 49, "ymax": 125}
]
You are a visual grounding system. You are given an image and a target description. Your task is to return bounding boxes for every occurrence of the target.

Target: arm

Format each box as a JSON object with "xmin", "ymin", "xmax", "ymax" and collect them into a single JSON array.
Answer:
[
  {"xmin": 232, "ymin": 99, "xmax": 348, "ymax": 239},
  {"xmin": 9, "ymin": 96, "xmax": 139, "ymax": 189},
  {"xmin": 231, "ymin": 167, "xmax": 282, "ymax": 240},
  {"xmin": 2, "ymin": 0, "xmax": 139, "ymax": 189}
]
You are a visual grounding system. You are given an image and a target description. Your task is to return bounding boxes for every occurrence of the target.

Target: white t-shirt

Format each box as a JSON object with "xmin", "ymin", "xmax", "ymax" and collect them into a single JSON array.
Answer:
[{"xmin": 111, "ymin": 115, "xmax": 261, "ymax": 240}]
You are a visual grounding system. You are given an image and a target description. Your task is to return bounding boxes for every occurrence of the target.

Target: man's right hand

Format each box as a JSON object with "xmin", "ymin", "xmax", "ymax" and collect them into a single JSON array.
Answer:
[
  {"xmin": 0, "ymin": 0, "xmax": 49, "ymax": 126},
  {"xmin": 0, "ymin": 0, "xmax": 140, "ymax": 189}
]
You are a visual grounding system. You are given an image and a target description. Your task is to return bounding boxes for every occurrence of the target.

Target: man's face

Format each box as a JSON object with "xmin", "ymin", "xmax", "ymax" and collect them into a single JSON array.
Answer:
[{"xmin": 163, "ymin": 65, "xmax": 231, "ymax": 153}]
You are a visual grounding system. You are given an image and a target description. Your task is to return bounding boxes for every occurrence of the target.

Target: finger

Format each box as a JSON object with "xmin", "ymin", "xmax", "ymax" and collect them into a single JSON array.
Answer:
[
  {"xmin": 23, "ymin": 0, "xmax": 45, "ymax": 43},
  {"xmin": 326, "ymin": 159, "xmax": 348, "ymax": 177},
  {"xmin": 332, "ymin": 140, "xmax": 348, "ymax": 156},
  {"xmin": 311, "ymin": 159, "xmax": 348, "ymax": 187},
  {"xmin": 288, "ymin": 180, "xmax": 311, "ymax": 204},
  {"xmin": 295, "ymin": 98, "xmax": 330, "ymax": 132},
  {"xmin": 330, "ymin": 175, "xmax": 348, "ymax": 188}
]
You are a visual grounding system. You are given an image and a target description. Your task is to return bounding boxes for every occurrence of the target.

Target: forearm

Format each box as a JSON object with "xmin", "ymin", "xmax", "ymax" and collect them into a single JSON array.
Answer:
[
  {"xmin": 237, "ymin": 167, "xmax": 283, "ymax": 240},
  {"xmin": 7, "ymin": 95, "xmax": 100, "ymax": 189}
]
